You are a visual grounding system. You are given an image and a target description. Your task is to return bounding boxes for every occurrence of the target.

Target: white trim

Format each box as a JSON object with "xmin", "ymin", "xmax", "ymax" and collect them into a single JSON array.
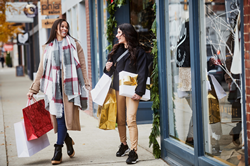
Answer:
[
  {"xmin": 37, "ymin": 1, "xmax": 48, "ymax": 60},
  {"xmin": 61, "ymin": 0, "xmax": 84, "ymax": 14},
  {"xmin": 78, "ymin": 2, "xmax": 88, "ymax": 74},
  {"xmin": 199, "ymin": 0, "xmax": 211, "ymax": 153}
]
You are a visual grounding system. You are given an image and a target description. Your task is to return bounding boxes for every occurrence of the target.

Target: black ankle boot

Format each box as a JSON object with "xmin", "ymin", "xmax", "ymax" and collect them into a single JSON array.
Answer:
[
  {"xmin": 51, "ymin": 144, "xmax": 63, "ymax": 165},
  {"xmin": 64, "ymin": 133, "xmax": 75, "ymax": 158}
]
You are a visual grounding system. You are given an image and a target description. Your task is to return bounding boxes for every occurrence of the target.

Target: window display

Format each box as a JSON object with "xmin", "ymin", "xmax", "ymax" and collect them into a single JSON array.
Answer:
[
  {"xmin": 200, "ymin": 0, "xmax": 244, "ymax": 165},
  {"xmin": 165, "ymin": 0, "xmax": 195, "ymax": 147}
]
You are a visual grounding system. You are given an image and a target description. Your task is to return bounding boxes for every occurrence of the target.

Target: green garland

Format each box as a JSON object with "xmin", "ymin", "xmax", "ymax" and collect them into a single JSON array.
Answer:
[
  {"xmin": 106, "ymin": 0, "xmax": 126, "ymax": 52},
  {"xmin": 149, "ymin": 3, "xmax": 161, "ymax": 158}
]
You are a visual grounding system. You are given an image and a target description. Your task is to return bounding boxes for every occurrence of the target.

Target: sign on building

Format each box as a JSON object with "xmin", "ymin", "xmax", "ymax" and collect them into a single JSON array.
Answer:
[
  {"xmin": 42, "ymin": 19, "xmax": 57, "ymax": 28},
  {"xmin": 17, "ymin": 32, "xmax": 29, "ymax": 44},
  {"xmin": 6, "ymin": 2, "xmax": 33, "ymax": 23},
  {"xmin": 3, "ymin": 44, "xmax": 13, "ymax": 51},
  {"xmin": 40, "ymin": 0, "xmax": 61, "ymax": 15}
]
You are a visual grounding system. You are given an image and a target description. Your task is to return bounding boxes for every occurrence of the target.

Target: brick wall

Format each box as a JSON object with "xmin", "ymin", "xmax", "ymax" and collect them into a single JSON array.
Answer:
[
  {"xmin": 85, "ymin": 0, "xmax": 93, "ymax": 116},
  {"xmin": 244, "ymin": 0, "xmax": 250, "ymax": 165}
]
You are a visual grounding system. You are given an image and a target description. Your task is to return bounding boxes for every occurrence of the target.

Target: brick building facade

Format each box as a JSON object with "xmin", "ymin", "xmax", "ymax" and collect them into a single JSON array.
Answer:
[
  {"xmin": 84, "ymin": 0, "xmax": 93, "ymax": 116},
  {"xmin": 244, "ymin": 0, "xmax": 250, "ymax": 164}
]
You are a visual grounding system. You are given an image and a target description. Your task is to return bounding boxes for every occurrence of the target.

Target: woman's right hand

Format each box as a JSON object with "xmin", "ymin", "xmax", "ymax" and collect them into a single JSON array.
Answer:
[
  {"xmin": 106, "ymin": 62, "xmax": 113, "ymax": 72},
  {"xmin": 27, "ymin": 92, "xmax": 33, "ymax": 99}
]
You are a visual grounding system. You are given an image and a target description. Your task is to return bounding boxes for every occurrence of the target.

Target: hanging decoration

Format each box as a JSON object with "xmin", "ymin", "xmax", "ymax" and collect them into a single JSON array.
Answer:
[
  {"xmin": 206, "ymin": 5, "xmax": 241, "ymax": 93},
  {"xmin": 106, "ymin": 0, "xmax": 126, "ymax": 52},
  {"xmin": 23, "ymin": 2, "xmax": 38, "ymax": 18}
]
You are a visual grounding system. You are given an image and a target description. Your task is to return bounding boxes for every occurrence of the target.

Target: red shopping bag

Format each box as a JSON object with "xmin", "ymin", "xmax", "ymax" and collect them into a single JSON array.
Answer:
[{"xmin": 22, "ymin": 98, "xmax": 53, "ymax": 141}]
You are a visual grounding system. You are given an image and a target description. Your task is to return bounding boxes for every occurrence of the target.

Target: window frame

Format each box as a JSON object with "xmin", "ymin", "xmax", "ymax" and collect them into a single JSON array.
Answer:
[{"xmin": 158, "ymin": 0, "xmax": 248, "ymax": 165}]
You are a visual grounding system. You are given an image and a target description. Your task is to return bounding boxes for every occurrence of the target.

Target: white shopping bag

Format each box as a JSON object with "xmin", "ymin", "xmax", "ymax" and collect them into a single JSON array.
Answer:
[
  {"xmin": 14, "ymin": 120, "xmax": 50, "ymax": 157},
  {"xmin": 91, "ymin": 73, "xmax": 112, "ymax": 106}
]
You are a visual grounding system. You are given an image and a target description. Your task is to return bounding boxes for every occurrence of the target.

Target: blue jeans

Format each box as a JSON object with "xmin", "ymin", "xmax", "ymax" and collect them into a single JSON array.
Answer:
[{"xmin": 56, "ymin": 110, "xmax": 67, "ymax": 145}]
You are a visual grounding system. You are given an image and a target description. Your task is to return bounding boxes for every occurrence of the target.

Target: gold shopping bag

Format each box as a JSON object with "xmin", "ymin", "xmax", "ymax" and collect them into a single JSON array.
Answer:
[{"xmin": 97, "ymin": 89, "xmax": 117, "ymax": 130}]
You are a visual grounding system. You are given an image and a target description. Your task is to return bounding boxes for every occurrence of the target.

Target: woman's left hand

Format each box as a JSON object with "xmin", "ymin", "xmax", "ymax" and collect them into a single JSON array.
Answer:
[{"xmin": 131, "ymin": 94, "xmax": 141, "ymax": 100}]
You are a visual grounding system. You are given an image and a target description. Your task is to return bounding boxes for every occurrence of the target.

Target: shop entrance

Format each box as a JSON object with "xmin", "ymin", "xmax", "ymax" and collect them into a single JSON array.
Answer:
[
  {"xmin": 115, "ymin": 0, "xmax": 156, "ymax": 124},
  {"xmin": 160, "ymin": 0, "xmax": 247, "ymax": 165}
]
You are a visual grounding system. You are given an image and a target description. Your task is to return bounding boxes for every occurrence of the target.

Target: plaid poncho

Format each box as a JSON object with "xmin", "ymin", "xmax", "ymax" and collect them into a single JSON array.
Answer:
[{"xmin": 40, "ymin": 36, "xmax": 88, "ymax": 118}]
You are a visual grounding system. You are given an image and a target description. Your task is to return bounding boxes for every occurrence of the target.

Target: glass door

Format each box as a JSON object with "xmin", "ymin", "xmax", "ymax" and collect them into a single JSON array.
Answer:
[{"xmin": 165, "ymin": 0, "xmax": 195, "ymax": 148}]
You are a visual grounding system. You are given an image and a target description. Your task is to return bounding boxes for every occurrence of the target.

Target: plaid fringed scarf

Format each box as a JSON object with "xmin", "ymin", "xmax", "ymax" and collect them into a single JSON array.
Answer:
[{"xmin": 40, "ymin": 35, "xmax": 88, "ymax": 118}]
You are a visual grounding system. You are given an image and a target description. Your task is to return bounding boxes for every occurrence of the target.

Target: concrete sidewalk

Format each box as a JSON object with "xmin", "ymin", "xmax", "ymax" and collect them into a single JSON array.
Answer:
[{"xmin": 0, "ymin": 67, "xmax": 168, "ymax": 166}]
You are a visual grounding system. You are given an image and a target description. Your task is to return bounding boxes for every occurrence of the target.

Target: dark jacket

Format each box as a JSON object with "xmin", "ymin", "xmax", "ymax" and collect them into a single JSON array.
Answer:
[{"xmin": 104, "ymin": 44, "xmax": 148, "ymax": 97}]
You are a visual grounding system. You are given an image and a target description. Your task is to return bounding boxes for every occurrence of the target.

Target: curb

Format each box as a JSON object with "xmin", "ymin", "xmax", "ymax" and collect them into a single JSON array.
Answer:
[{"xmin": 0, "ymin": 94, "xmax": 7, "ymax": 166}]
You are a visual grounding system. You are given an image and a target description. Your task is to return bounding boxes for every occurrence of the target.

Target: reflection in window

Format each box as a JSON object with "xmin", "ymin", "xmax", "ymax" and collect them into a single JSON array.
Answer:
[
  {"xmin": 166, "ymin": 0, "xmax": 194, "ymax": 148},
  {"xmin": 130, "ymin": 0, "xmax": 155, "ymax": 52},
  {"xmin": 202, "ymin": 1, "xmax": 243, "ymax": 165}
]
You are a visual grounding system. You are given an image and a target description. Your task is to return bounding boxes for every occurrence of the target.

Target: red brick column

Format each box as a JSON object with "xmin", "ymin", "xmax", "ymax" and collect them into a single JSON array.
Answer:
[
  {"xmin": 244, "ymin": 0, "xmax": 250, "ymax": 164},
  {"xmin": 85, "ymin": 0, "xmax": 93, "ymax": 116}
]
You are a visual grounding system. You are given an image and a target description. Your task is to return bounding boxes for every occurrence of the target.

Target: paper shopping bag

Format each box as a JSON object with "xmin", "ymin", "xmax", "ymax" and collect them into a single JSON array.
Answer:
[
  {"xmin": 22, "ymin": 99, "xmax": 53, "ymax": 141},
  {"xmin": 91, "ymin": 73, "xmax": 112, "ymax": 106},
  {"xmin": 97, "ymin": 89, "xmax": 117, "ymax": 130},
  {"xmin": 14, "ymin": 120, "xmax": 50, "ymax": 157}
]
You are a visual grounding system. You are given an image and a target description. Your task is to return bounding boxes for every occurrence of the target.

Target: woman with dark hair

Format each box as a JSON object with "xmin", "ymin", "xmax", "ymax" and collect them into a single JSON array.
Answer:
[
  {"xmin": 104, "ymin": 23, "xmax": 148, "ymax": 164},
  {"xmin": 27, "ymin": 19, "xmax": 90, "ymax": 165}
]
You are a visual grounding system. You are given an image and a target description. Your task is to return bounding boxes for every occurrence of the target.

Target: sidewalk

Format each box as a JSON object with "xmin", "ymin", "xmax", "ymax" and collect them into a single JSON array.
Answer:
[{"xmin": 0, "ymin": 67, "xmax": 168, "ymax": 166}]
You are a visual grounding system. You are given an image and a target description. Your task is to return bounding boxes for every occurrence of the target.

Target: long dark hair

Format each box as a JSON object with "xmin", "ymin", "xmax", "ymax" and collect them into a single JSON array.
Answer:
[
  {"xmin": 45, "ymin": 19, "xmax": 71, "ymax": 45},
  {"xmin": 108, "ymin": 23, "xmax": 139, "ymax": 64}
]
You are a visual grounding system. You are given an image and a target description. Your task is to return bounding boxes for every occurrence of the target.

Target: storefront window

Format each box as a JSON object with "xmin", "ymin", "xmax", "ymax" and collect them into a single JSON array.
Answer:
[
  {"xmin": 200, "ymin": 0, "xmax": 243, "ymax": 165},
  {"xmin": 165, "ymin": 0, "xmax": 194, "ymax": 148},
  {"xmin": 130, "ymin": 0, "xmax": 155, "ymax": 52}
]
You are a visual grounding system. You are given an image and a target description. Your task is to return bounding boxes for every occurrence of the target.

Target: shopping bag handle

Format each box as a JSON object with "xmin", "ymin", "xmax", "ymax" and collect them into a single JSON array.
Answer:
[{"xmin": 27, "ymin": 97, "xmax": 37, "ymax": 106}]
